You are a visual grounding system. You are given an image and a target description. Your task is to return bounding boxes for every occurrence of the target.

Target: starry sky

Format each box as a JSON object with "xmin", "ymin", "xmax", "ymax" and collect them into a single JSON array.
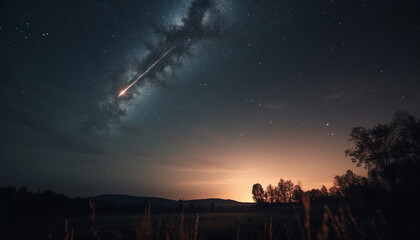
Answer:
[{"xmin": 1, "ymin": 0, "xmax": 419, "ymax": 202}]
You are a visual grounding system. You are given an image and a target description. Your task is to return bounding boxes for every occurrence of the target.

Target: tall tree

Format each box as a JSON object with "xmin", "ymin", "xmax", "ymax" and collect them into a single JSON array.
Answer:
[
  {"xmin": 320, "ymin": 185, "xmax": 328, "ymax": 197},
  {"xmin": 332, "ymin": 170, "xmax": 366, "ymax": 197},
  {"xmin": 265, "ymin": 184, "xmax": 276, "ymax": 203},
  {"xmin": 276, "ymin": 179, "xmax": 294, "ymax": 203},
  {"xmin": 345, "ymin": 111, "xmax": 420, "ymax": 171},
  {"xmin": 292, "ymin": 185, "xmax": 303, "ymax": 202},
  {"xmin": 345, "ymin": 111, "xmax": 420, "ymax": 190},
  {"xmin": 252, "ymin": 183, "xmax": 265, "ymax": 204}
]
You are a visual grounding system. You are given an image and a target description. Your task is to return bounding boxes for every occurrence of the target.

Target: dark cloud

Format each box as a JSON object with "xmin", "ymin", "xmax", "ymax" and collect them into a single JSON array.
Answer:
[{"xmin": 83, "ymin": 0, "xmax": 225, "ymax": 137}]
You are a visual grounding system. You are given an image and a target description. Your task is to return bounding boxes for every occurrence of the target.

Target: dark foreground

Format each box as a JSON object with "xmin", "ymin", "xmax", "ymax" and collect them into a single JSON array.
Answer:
[{"xmin": 1, "ymin": 202, "xmax": 395, "ymax": 240}]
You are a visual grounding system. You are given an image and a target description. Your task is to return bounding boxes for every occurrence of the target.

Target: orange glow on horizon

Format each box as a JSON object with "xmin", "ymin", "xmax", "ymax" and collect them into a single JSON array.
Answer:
[
  {"xmin": 120, "ymin": 127, "xmax": 368, "ymax": 203},
  {"xmin": 149, "ymin": 143, "xmax": 366, "ymax": 202}
]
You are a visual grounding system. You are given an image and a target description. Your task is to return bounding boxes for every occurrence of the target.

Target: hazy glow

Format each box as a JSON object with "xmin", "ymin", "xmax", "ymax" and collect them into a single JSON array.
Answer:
[{"xmin": 123, "ymin": 129, "xmax": 368, "ymax": 202}]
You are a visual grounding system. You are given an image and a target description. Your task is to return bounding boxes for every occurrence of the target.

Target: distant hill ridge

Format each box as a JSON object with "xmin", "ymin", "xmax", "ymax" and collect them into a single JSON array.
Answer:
[{"xmin": 94, "ymin": 194, "xmax": 250, "ymax": 207}]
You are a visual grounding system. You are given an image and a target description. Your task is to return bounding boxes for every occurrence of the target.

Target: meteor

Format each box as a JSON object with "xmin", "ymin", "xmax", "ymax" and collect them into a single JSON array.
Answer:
[{"xmin": 118, "ymin": 44, "xmax": 176, "ymax": 97}]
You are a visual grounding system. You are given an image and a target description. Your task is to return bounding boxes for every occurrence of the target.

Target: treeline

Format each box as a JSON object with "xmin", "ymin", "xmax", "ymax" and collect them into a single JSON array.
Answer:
[
  {"xmin": 252, "ymin": 169, "xmax": 369, "ymax": 205},
  {"xmin": 0, "ymin": 188, "xmax": 174, "ymax": 220},
  {"xmin": 0, "ymin": 187, "xmax": 167, "ymax": 221},
  {"xmin": 0, "ymin": 187, "xmax": 90, "ymax": 219}
]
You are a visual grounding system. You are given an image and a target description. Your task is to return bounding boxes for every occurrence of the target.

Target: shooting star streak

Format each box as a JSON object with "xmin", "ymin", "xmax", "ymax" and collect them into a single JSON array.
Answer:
[{"xmin": 118, "ymin": 44, "xmax": 176, "ymax": 97}]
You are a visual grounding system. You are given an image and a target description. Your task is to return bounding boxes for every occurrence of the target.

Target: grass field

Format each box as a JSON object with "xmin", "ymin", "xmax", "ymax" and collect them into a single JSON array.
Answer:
[
  {"xmin": 3, "ymin": 212, "xmax": 290, "ymax": 240},
  {"xmin": 2, "ymin": 202, "xmax": 374, "ymax": 240}
]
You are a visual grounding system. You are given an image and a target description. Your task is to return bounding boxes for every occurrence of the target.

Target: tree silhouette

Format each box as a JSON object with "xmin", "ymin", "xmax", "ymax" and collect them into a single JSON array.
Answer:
[
  {"xmin": 345, "ymin": 111, "xmax": 420, "ymax": 171},
  {"xmin": 265, "ymin": 184, "xmax": 276, "ymax": 203},
  {"xmin": 252, "ymin": 180, "xmax": 303, "ymax": 204},
  {"xmin": 251, "ymin": 183, "xmax": 265, "ymax": 204},
  {"xmin": 334, "ymin": 170, "xmax": 363, "ymax": 189},
  {"xmin": 345, "ymin": 111, "xmax": 420, "ymax": 190},
  {"xmin": 276, "ymin": 179, "xmax": 294, "ymax": 203},
  {"xmin": 332, "ymin": 170, "xmax": 366, "ymax": 197},
  {"xmin": 320, "ymin": 185, "xmax": 328, "ymax": 197},
  {"xmin": 306, "ymin": 189, "xmax": 322, "ymax": 200},
  {"xmin": 292, "ymin": 185, "xmax": 303, "ymax": 202}
]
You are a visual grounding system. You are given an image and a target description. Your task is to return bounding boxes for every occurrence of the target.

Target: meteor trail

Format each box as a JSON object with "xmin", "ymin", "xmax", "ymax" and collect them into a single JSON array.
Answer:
[{"xmin": 118, "ymin": 44, "xmax": 176, "ymax": 97}]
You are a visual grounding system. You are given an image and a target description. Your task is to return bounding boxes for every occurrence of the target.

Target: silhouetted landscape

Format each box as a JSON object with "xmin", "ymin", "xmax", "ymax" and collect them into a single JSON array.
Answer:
[{"xmin": 1, "ymin": 111, "xmax": 419, "ymax": 239}]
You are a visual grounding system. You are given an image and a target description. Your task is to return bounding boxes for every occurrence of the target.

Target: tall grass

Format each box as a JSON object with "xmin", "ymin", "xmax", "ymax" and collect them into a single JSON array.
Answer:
[
  {"xmin": 137, "ymin": 204, "xmax": 152, "ymax": 240},
  {"xmin": 61, "ymin": 198, "xmax": 386, "ymax": 240},
  {"xmin": 316, "ymin": 211, "xmax": 329, "ymax": 240},
  {"xmin": 64, "ymin": 219, "xmax": 74, "ymax": 240},
  {"xmin": 132, "ymin": 203, "xmax": 200, "ymax": 240},
  {"xmin": 89, "ymin": 197, "xmax": 99, "ymax": 240},
  {"xmin": 193, "ymin": 214, "xmax": 199, "ymax": 240}
]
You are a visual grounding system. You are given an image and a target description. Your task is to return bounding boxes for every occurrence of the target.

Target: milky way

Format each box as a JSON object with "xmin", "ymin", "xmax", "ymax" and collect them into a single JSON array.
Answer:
[
  {"xmin": 118, "ymin": 44, "xmax": 177, "ymax": 98},
  {"xmin": 83, "ymin": 0, "xmax": 226, "ymax": 137}
]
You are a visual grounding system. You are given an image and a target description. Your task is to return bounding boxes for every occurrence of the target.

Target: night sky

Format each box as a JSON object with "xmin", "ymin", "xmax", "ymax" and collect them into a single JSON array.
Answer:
[{"xmin": 1, "ymin": 0, "xmax": 419, "ymax": 202}]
